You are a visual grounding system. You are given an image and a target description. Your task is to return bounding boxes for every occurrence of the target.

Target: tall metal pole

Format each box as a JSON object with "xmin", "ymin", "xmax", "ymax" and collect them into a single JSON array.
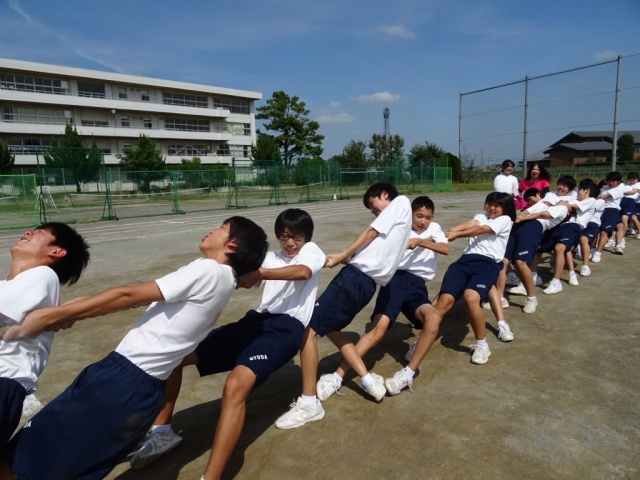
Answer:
[
  {"xmin": 522, "ymin": 76, "xmax": 529, "ymax": 176},
  {"xmin": 458, "ymin": 93, "xmax": 463, "ymax": 163},
  {"xmin": 611, "ymin": 55, "xmax": 621, "ymax": 171}
]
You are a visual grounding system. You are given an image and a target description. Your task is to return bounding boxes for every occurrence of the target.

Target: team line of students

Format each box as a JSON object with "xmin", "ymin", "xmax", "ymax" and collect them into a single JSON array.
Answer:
[{"xmin": 0, "ymin": 176, "xmax": 637, "ymax": 479}]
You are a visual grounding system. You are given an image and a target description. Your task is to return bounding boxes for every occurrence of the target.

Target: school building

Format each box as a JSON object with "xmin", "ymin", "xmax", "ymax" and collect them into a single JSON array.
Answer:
[{"xmin": 0, "ymin": 57, "xmax": 261, "ymax": 169}]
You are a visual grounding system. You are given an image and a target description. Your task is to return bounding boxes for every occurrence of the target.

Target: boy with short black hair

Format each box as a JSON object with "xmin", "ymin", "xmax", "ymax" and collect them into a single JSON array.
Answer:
[
  {"xmin": 275, "ymin": 182, "xmax": 412, "ymax": 429},
  {"xmin": 594, "ymin": 171, "xmax": 625, "ymax": 259},
  {"xmin": 0, "ymin": 222, "xmax": 90, "ymax": 452},
  {"xmin": 1, "ymin": 217, "xmax": 267, "ymax": 480}
]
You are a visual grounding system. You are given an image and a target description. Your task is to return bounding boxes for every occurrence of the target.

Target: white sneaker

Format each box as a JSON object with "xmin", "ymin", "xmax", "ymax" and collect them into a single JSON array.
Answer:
[
  {"xmin": 404, "ymin": 342, "xmax": 416, "ymax": 362},
  {"xmin": 605, "ymin": 238, "xmax": 615, "ymax": 249},
  {"xmin": 130, "ymin": 431, "xmax": 183, "ymax": 469},
  {"xmin": 470, "ymin": 343, "xmax": 491, "ymax": 364},
  {"xmin": 523, "ymin": 297, "xmax": 538, "ymax": 314},
  {"xmin": 568, "ymin": 275, "xmax": 579, "ymax": 286},
  {"xmin": 580, "ymin": 265, "xmax": 591, "ymax": 277},
  {"xmin": 534, "ymin": 276, "xmax": 543, "ymax": 286},
  {"xmin": 384, "ymin": 370, "xmax": 414, "ymax": 396},
  {"xmin": 544, "ymin": 282, "xmax": 563, "ymax": 294},
  {"xmin": 481, "ymin": 297, "xmax": 508, "ymax": 309},
  {"xmin": 591, "ymin": 252, "xmax": 602, "ymax": 263},
  {"xmin": 316, "ymin": 374, "xmax": 343, "ymax": 401},
  {"xmin": 637, "ymin": 234, "xmax": 640, "ymax": 240},
  {"xmin": 497, "ymin": 324, "xmax": 514, "ymax": 342},
  {"xmin": 621, "ymin": 238, "xmax": 626, "ymax": 247},
  {"xmin": 509, "ymin": 283, "xmax": 527, "ymax": 296},
  {"xmin": 360, "ymin": 373, "xmax": 386, "ymax": 402},
  {"xmin": 629, "ymin": 228, "xmax": 638, "ymax": 235},
  {"xmin": 506, "ymin": 273, "xmax": 520, "ymax": 286},
  {"xmin": 275, "ymin": 397, "xmax": 325, "ymax": 429},
  {"xmin": 614, "ymin": 245, "xmax": 624, "ymax": 255}
]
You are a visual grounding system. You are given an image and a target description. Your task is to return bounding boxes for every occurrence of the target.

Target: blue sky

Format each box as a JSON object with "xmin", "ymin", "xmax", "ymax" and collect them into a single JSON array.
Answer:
[{"xmin": 1, "ymin": 0, "xmax": 639, "ymax": 164}]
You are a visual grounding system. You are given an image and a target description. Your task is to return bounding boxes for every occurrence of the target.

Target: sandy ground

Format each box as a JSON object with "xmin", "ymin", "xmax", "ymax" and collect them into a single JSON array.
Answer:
[{"xmin": 1, "ymin": 191, "xmax": 638, "ymax": 480}]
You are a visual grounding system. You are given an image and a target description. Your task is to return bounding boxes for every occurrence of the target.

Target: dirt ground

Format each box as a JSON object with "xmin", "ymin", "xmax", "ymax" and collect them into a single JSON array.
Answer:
[{"xmin": 1, "ymin": 191, "xmax": 638, "ymax": 480}]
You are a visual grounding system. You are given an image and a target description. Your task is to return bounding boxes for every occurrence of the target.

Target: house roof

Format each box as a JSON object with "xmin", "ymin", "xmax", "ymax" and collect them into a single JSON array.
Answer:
[{"xmin": 544, "ymin": 141, "xmax": 612, "ymax": 154}]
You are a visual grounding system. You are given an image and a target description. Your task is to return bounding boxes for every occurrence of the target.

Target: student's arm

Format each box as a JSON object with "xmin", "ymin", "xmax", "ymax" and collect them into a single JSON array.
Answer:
[
  {"xmin": 599, "ymin": 192, "xmax": 612, "ymax": 200},
  {"xmin": 325, "ymin": 226, "xmax": 378, "ymax": 268},
  {"xmin": 3, "ymin": 281, "xmax": 164, "ymax": 341},
  {"xmin": 516, "ymin": 210, "xmax": 552, "ymax": 223},
  {"xmin": 237, "ymin": 265, "xmax": 313, "ymax": 288},
  {"xmin": 624, "ymin": 188, "xmax": 640, "ymax": 195},
  {"xmin": 447, "ymin": 219, "xmax": 481, "ymax": 233},
  {"xmin": 446, "ymin": 224, "xmax": 493, "ymax": 241},
  {"xmin": 407, "ymin": 237, "xmax": 450, "ymax": 255}
]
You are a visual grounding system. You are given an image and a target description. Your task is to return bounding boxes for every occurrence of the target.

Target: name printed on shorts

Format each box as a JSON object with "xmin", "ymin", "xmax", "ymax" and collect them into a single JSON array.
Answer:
[
  {"xmin": 476, "ymin": 284, "xmax": 486, "ymax": 289},
  {"xmin": 249, "ymin": 354, "xmax": 268, "ymax": 361},
  {"xmin": 518, "ymin": 250, "xmax": 529, "ymax": 256}
]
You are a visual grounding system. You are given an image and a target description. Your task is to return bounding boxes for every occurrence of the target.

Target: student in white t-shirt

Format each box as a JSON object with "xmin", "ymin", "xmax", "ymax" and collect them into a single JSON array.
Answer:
[
  {"xmin": 493, "ymin": 159, "xmax": 519, "ymax": 196},
  {"xmin": 1, "ymin": 217, "xmax": 267, "ymax": 480},
  {"xmin": 621, "ymin": 172, "xmax": 640, "ymax": 238},
  {"xmin": 0, "ymin": 223, "xmax": 89, "ymax": 453},
  {"xmin": 315, "ymin": 196, "xmax": 449, "ymax": 400},
  {"xmin": 594, "ymin": 171, "xmax": 625, "ymax": 258},
  {"xmin": 127, "ymin": 209, "xmax": 325, "ymax": 479},
  {"xmin": 433, "ymin": 192, "xmax": 515, "ymax": 365},
  {"xmin": 275, "ymin": 182, "xmax": 412, "ymax": 430}
]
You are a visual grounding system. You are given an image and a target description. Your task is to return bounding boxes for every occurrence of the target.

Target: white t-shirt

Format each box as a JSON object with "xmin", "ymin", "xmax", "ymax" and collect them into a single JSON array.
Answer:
[
  {"xmin": 115, "ymin": 258, "xmax": 236, "ymax": 380},
  {"xmin": 256, "ymin": 242, "xmax": 325, "ymax": 327},
  {"xmin": 397, "ymin": 222, "xmax": 448, "ymax": 282},
  {"xmin": 600, "ymin": 184, "xmax": 625, "ymax": 209},
  {"xmin": 463, "ymin": 214, "xmax": 512, "ymax": 262},
  {"xmin": 0, "ymin": 266, "xmax": 60, "ymax": 394},
  {"xmin": 493, "ymin": 174, "xmax": 518, "ymax": 195},
  {"xmin": 350, "ymin": 195, "xmax": 412, "ymax": 286},
  {"xmin": 543, "ymin": 191, "xmax": 577, "ymax": 205},
  {"xmin": 590, "ymin": 199, "xmax": 606, "ymax": 226},
  {"xmin": 623, "ymin": 183, "xmax": 639, "ymax": 201},
  {"xmin": 568, "ymin": 197, "xmax": 597, "ymax": 229}
]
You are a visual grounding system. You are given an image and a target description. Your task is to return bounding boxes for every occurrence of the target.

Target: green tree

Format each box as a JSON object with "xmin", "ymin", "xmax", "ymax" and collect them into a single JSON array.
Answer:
[
  {"xmin": 43, "ymin": 123, "xmax": 102, "ymax": 192},
  {"xmin": 0, "ymin": 140, "xmax": 15, "ymax": 174},
  {"xmin": 256, "ymin": 91, "xmax": 324, "ymax": 166},
  {"xmin": 617, "ymin": 133, "xmax": 635, "ymax": 163},
  {"xmin": 409, "ymin": 142, "xmax": 445, "ymax": 167},
  {"xmin": 368, "ymin": 133, "xmax": 404, "ymax": 167},
  {"xmin": 293, "ymin": 157, "xmax": 327, "ymax": 186},
  {"xmin": 338, "ymin": 140, "xmax": 368, "ymax": 169},
  {"xmin": 251, "ymin": 133, "xmax": 282, "ymax": 168},
  {"xmin": 118, "ymin": 134, "xmax": 166, "ymax": 192}
]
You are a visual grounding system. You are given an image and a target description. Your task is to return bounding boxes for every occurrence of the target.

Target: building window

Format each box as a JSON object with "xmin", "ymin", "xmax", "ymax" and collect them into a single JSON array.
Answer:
[
  {"xmin": 229, "ymin": 144, "xmax": 250, "ymax": 157},
  {"xmin": 122, "ymin": 143, "xmax": 131, "ymax": 150},
  {"xmin": 118, "ymin": 87, "xmax": 127, "ymax": 99},
  {"xmin": 162, "ymin": 92, "xmax": 208, "ymax": 108},
  {"xmin": 213, "ymin": 97, "xmax": 250, "ymax": 114},
  {"xmin": 243, "ymin": 123, "xmax": 251, "ymax": 135},
  {"xmin": 164, "ymin": 117, "xmax": 209, "ymax": 132},
  {"xmin": 121, "ymin": 116, "xmax": 130, "ymax": 127},
  {"xmin": 167, "ymin": 144, "xmax": 210, "ymax": 156},
  {"xmin": 81, "ymin": 120, "xmax": 109, "ymax": 127},
  {"xmin": 143, "ymin": 117, "xmax": 152, "ymax": 129},
  {"xmin": 211, "ymin": 121, "xmax": 251, "ymax": 135},
  {"xmin": 2, "ymin": 106, "xmax": 69, "ymax": 125},
  {"xmin": 217, "ymin": 145, "xmax": 230, "ymax": 156},
  {"xmin": 141, "ymin": 90, "xmax": 150, "ymax": 101},
  {"xmin": 0, "ymin": 73, "xmax": 69, "ymax": 95},
  {"xmin": 7, "ymin": 138, "xmax": 51, "ymax": 154},
  {"xmin": 77, "ymin": 82, "xmax": 106, "ymax": 98}
]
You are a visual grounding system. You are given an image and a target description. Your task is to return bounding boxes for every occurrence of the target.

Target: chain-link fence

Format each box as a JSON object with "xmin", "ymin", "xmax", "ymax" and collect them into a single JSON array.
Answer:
[{"xmin": 0, "ymin": 174, "xmax": 39, "ymax": 229}]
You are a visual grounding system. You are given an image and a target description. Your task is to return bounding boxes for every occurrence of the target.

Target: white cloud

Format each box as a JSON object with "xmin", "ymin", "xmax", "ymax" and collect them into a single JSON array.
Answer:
[
  {"xmin": 593, "ymin": 50, "xmax": 619, "ymax": 62},
  {"xmin": 378, "ymin": 25, "xmax": 417, "ymax": 39},
  {"xmin": 352, "ymin": 92, "xmax": 401, "ymax": 103},
  {"xmin": 316, "ymin": 112, "xmax": 355, "ymax": 124},
  {"xmin": 329, "ymin": 100, "xmax": 341, "ymax": 107}
]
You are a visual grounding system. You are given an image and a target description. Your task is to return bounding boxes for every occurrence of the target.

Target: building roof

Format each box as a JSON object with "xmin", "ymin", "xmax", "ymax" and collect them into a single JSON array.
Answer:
[
  {"xmin": 0, "ymin": 57, "xmax": 261, "ymax": 100},
  {"xmin": 544, "ymin": 141, "xmax": 613, "ymax": 154}
]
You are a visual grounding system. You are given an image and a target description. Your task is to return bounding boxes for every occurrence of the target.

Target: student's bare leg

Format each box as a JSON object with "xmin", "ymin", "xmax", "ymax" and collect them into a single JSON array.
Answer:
[
  {"xmin": 579, "ymin": 236, "xmax": 591, "ymax": 266},
  {"xmin": 300, "ymin": 326, "xmax": 320, "ymax": 396},
  {"xmin": 615, "ymin": 222, "xmax": 624, "ymax": 245},
  {"xmin": 152, "ymin": 353, "xmax": 198, "ymax": 425},
  {"xmin": 496, "ymin": 259, "xmax": 509, "ymax": 298},
  {"xmin": 407, "ymin": 304, "xmax": 442, "ymax": 371},
  {"xmin": 514, "ymin": 259, "xmax": 535, "ymax": 296},
  {"xmin": 0, "ymin": 460, "xmax": 16, "ymax": 480},
  {"xmin": 565, "ymin": 250, "xmax": 575, "ymax": 273},
  {"xmin": 326, "ymin": 330, "xmax": 369, "ymax": 378},
  {"xmin": 463, "ymin": 289, "xmax": 486, "ymax": 341},
  {"xmin": 486, "ymin": 286, "xmax": 505, "ymax": 322},
  {"xmin": 631, "ymin": 215, "xmax": 640, "ymax": 233},
  {"xmin": 432, "ymin": 292, "xmax": 455, "ymax": 318},
  {"xmin": 202, "ymin": 366, "xmax": 256, "ymax": 480},
  {"xmin": 552, "ymin": 244, "xmax": 566, "ymax": 281},
  {"xmin": 335, "ymin": 315, "xmax": 391, "ymax": 378},
  {"xmin": 596, "ymin": 231, "xmax": 608, "ymax": 252}
]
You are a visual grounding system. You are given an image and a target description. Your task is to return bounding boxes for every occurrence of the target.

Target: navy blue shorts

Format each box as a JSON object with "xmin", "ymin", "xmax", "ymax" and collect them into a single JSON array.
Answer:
[
  {"xmin": 600, "ymin": 208, "xmax": 621, "ymax": 233},
  {"xmin": 540, "ymin": 223, "xmax": 582, "ymax": 252},
  {"xmin": 439, "ymin": 254, "xmax": 503, "ymax": 302},
  {"xmin": 5, "ymin": 352, "xmax": 166, "ymax": 480},
  {"xmin": 310, "ymin": 264, "xmax": 376, "ymax": 336},
  {"xmin": 505, "ymin": 220, "xmax": 543, "ymax": 264},
  {"xmin": 581, "ymin": 222, "xmax": 600, "ymax": 241},
  {"xmin": 371, "ymin": 270, "xmax": 430, "ymax": 329},
  {"xmin": 620, "ymin": 197, "xmax": 635, "ymax": 217},
  {"xmin": 196, "ymin": 310, "xmax": 305, "ymax": 388},
  {"xmin": 0, "ymin": 378, "xmax": 26, "ymax": 451},
  {"xmin": 633, "ymin": 203, "xmax": 640, "ymax": 218}
]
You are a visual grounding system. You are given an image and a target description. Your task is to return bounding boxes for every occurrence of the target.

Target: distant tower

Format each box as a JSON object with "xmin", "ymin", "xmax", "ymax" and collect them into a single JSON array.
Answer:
[{"xmin": 383, "ymin": 107, "xmax": 390, "ymax": 140}]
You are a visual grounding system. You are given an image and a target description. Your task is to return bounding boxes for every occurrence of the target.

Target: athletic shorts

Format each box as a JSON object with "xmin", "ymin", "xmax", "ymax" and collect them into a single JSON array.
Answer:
[
  {"xmin": 5, "ymin": 352, "xmax": 166, "ymax": 480},
  {"xmin": 505, "ymin": 220, "xmax": 543, "ymax": 264},
  {"xmin": 581, "ymin": 222, "xmax": 600, "ymax": 241},
  {"xmin": 196, "ymin": 310, "xmax": 305, "ymax": 388},
  {"xmin": 439, "ymin": 254, "xmax": 503, "ymax": 302},
  {"xmin": 371, "ymin": 270, "xmax": 430, "ymax": 329},
  {"xmin": 540, "ymin": 223, "xmax": 581, "ymax": 252},
  {"xmin": 600, "ymin": 208, "xmax": 621, "ymax": 233},
  {"xmin": 0, "ymin": 377, "xmax": 26, "ymax": 450},
  {"xmin": 310, "ymin": 264, "xmax": 376, "ymax": 337},
  {"xmin": 620, "ymin": 197, "xmax": 636, "ymax": 217}
]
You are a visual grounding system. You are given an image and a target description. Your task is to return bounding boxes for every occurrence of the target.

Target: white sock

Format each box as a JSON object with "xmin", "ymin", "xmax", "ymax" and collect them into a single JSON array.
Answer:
[
  {"xmin": 532, "ymin": 272, "xmax": 539, "ymax": 281},
  {"xmin": 476, "ymin": 338, "xmax": 488, "ymax": 347},
  {"xmin": 403, "ymin": 366, "xmax": 415, "ymax": 379},
  {"xmin": 300, "ymin": 394, "xmax": 317, "ymax": 408},
  {"xmin": 569, "ymin": 271, "xmax": 577, "ymax": 277},
  {"xmin": 497, "ymin": 320, "xmax": 508, "ymax": 328},
  {"xmin": 551, "ymin": 278, "xmax": 561, "ymax": 286},
  {"xmin": 151, "ymin": 424, "xmax": 172, "ymax": 434},
  {"xmin": 361, "ymin": 373, "xmax": 374, "ymax": 389},
  {"xmin": 331, "ymin": 372, "xmax": 343, "ymax": 385}
]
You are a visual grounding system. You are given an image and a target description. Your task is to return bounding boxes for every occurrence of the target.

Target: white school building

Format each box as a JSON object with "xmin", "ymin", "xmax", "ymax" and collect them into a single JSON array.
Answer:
[{"xmin": 0, "ymin": 57, "xmax": 261, "ymax": 168}]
